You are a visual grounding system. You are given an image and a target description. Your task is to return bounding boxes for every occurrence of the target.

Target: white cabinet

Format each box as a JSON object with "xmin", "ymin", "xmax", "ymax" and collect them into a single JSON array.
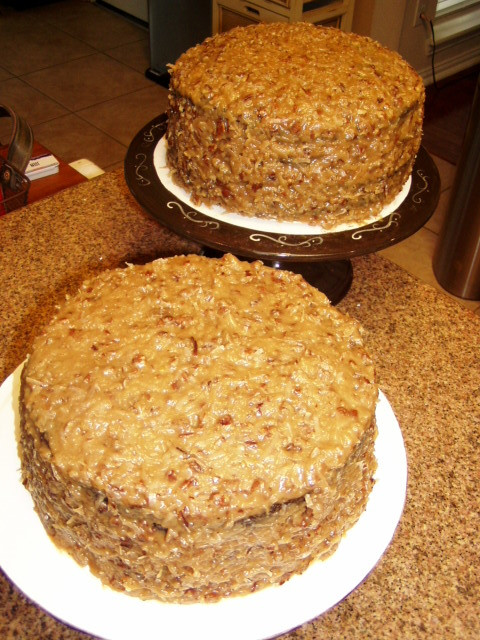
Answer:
[{"xmin": 212, "ymin": 0, "xmax": 356, "ymax": 34}]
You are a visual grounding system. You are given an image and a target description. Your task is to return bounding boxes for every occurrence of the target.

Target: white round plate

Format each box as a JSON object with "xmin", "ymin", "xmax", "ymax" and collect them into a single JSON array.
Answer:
[{"xmin": 0, "ymin": 364, "xmax": 407, "ymax": 640}]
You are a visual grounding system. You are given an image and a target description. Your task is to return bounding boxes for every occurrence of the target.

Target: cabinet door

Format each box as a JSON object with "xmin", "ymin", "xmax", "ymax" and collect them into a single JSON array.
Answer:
[
  {"xmin": 213, "ymin": 0, "xmax": 355, "ymax": 33},
  {"xmin": 214, "ymin": 1, "xmax": 288, "ymax": 33}
]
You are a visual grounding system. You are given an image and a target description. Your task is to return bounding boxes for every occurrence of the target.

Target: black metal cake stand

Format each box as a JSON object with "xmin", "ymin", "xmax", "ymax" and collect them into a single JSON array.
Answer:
[{"xmin": 125, "ymin": 114, "xmax": 441, "ymax": 303}]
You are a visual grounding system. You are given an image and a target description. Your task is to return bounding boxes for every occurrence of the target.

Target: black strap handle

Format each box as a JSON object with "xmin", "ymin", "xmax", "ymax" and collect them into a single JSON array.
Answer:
[{"xmin": 0, "ymin": 104, "xmax": 34, "ymax": 191}]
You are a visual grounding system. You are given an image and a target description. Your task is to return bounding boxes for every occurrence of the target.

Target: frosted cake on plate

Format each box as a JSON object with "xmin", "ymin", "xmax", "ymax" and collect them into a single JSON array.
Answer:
[
  {"xmin": 20, "ymin": 254, "xmax": 378, "ymax": 602},
  {"xmin": 166, "ymin": 23, "xmax": 424, "ymax": 230}
]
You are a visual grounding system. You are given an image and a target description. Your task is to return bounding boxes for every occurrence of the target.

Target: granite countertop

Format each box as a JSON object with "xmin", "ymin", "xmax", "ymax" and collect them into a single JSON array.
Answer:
[{"xmin": 0, "ymin": 170, "xmax": 478, "ymax": 639}]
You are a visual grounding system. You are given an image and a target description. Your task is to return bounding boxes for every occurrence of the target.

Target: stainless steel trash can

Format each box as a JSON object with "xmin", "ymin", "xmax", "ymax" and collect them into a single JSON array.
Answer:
[{"xmin": 433, "ymin": 73, "xmax": 480, "ymax": 300}]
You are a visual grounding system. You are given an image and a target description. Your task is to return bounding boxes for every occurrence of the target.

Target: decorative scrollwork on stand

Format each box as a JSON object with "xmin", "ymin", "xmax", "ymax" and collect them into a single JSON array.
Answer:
[
  {"xmin": 167, "ymin": 201, "xmax": 220, "ymax": 229},
  {"xmin": 249, "ymin": 233, "xmax": 324, "ymax": 248},
  {"xmin": 134, "ymin": 153, "xmax": 150, "ymax": 186},
  {"xmin": 412, "ymin": 170, "xmax": 429, "ymax": 204},
  {"xmin": 351, "ymin": 212, "xmax": 401, "ymax": 240},
  {"xmin": 142, "ymin": 123, "xmax": 164, "ymax": 146}
]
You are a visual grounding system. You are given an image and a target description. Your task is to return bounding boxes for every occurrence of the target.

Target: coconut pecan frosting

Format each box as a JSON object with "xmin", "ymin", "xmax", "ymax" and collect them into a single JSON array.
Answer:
[
  {"xmin": 167, "ymin": 23, "xmax": 424, "ymax": 229},
  {"xmin": 20, "ymin": 254, "xmax": 378, "ymax": 602}
]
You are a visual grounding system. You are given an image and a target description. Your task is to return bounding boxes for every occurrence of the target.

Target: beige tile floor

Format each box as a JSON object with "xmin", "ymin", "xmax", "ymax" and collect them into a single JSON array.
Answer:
[
  {"xmin": 0, "ymin": 0, "xmax": 165, "ymax": 172},
  {"xmin": 1, "ymin": 0, "xmax": 479, "ymax": 314}
]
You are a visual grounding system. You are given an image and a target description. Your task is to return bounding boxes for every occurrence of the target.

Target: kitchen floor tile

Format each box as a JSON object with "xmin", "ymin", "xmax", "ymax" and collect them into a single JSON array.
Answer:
[
  {"xmin": 0, "ymin": 3, "xmax": 41, "ymax": 31},
  {"xmin": 379, "ymin": 226, "xmax": 438, "ymax": 285},
  {"xmin": 430, "ymin": 153, "xmax": 457, "ymax": 192},
  {"xmin": 105, "ymin": 39, "xmax": 151, "ymax": 74},
  {"xmin": 0, "ymin": 66, "xmax": 13, "ymax": 81},
  {"xmin": 23, "ymin": 53, "xmax": 151, "ymax": 111},
  {"xmin": 0, "ymin": 77, "xmax": 68, "ymax": 125},
  {"xmin": 30, "ymin": 0, "xmax": 147, "ymax": 51},
  {"xmin": 424, "ymin": 187, "xmax": 451, "ymax": 235},
  {"xmin": 0, "ymin": 20, "xmax": 95, "ymax": 76},
  {"xmin": 78, "ymin": 84, "xmax": 168, "ymax": 146},
  {"xmin": 32, "ymin": 112, "xmax": 126, "ymax": 169},
  {"xmin": 103, "ymin": 159, "xmax": 125, "ymax": 172}
]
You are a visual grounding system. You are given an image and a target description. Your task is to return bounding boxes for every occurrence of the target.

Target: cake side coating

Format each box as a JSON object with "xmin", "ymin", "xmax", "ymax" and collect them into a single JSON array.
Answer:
[
  {"xmin": 20, "ymin": 254, "xmax": 378, "ymax": 601},
  {"xmin": 166, "ymin": 23, "xmax": 425, "ymax": 227}
]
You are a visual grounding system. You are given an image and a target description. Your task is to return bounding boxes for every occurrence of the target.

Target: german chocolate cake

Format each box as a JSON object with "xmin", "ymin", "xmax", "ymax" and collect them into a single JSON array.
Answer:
[
  {"xmin": 166, "ymin": 23, "xmax": 424, "ymax": 229},
  {"xmin": 20, "ymin": 254, "xmax": 378, "ymax": 602}
]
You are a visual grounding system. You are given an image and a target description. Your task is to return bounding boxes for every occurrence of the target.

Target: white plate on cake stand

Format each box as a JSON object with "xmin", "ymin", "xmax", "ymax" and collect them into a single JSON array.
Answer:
[{"xmin": 0, "ymin": 364, "xmax": 407, "ymax": 640}]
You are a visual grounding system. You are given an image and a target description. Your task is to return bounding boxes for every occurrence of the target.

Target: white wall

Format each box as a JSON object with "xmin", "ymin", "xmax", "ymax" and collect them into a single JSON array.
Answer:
[{"xmin": 352, "ymin": 0, "xmax": 480, "ymax": 84}]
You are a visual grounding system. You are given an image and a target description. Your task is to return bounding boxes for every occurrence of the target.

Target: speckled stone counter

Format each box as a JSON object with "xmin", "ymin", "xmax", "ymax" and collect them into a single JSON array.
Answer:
[{"xmin": 1, "ymin": 170, "xmax": 479, "ymax": 639}]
